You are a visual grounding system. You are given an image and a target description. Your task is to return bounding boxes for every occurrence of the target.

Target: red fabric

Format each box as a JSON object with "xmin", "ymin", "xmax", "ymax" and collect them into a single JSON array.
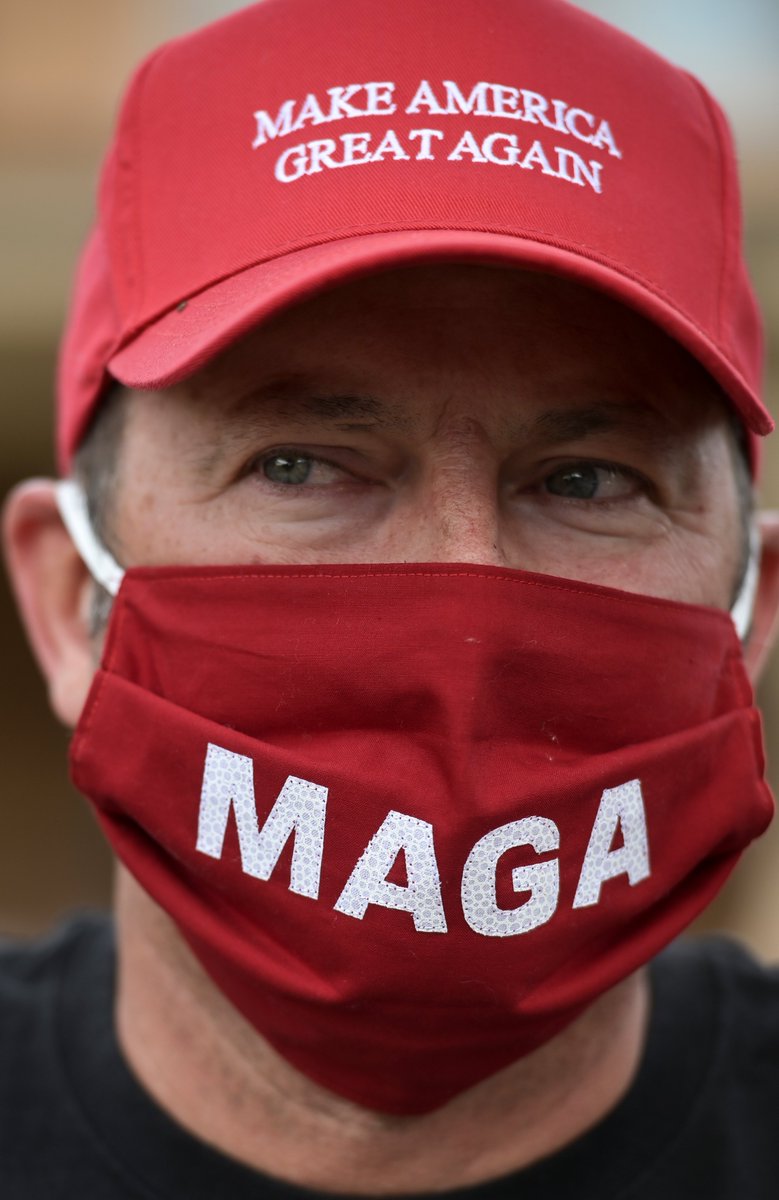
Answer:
[
  {"xmin": 70, "ymin": 564, "xmax": 773, "ymax": 1113},
  {"xmin": 56, "ymin": 0, "xmax": 769, "ymax": 471}
]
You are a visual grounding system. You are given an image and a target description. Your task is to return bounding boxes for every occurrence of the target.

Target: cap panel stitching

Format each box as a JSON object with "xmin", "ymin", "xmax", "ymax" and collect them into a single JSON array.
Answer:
[{"xmin": 685, "ymin": 73, "xmax": 736, "ymax": 348}]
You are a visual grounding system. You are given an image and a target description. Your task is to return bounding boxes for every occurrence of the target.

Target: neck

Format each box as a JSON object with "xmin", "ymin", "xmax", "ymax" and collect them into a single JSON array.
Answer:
[{"xmin": 115, "ymin": 869, "xmax": 649, "ymax": 1194}]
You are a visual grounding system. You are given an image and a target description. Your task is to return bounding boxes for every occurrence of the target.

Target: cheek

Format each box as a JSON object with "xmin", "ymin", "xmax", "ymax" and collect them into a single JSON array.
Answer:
[
  {"xmin": 610, "ymin": 438, "xmax": 749, "ymax": 610},
  {"xmin": 503, "ymin": 491, "xmax": 744, "ymax": 609},
  {"xmin": 596, "ymin": 520, "xmax": 744, "ymax": 610}
]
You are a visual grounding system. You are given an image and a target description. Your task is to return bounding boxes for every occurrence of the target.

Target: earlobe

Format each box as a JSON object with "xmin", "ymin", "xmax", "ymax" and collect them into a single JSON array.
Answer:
[
  {"xmin": 743, "ymin": 511, "xmax": 779, "ymax": 683},
  {"xmin": 2, "ymin": 479, "xmax": 97, "ymax": 727}
]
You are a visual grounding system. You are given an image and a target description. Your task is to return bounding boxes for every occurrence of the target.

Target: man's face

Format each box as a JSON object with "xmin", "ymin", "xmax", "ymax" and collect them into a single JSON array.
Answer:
[{"xmin": 109, "ymin": 264, "xmax": 744, "ymax": 609}]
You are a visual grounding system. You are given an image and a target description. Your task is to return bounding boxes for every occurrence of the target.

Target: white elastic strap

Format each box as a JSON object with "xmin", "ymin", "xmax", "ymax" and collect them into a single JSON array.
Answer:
[
  {"xmin": 55, "ymin": 480, "xmax": 125, "ymax": 597},
  {"xmin": 730, "ymin": 522, "xmax": 760, "ymax": 643}
]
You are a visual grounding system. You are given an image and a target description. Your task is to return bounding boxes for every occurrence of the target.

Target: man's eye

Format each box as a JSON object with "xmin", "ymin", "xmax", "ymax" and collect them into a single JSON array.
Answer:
[
  {"xmin": 544, "ymin": 463, "xmax": 637, "ymax": 501},
  {"xmin": 263, "ymin": 453, "xmax": 316, "ymax": 485}
]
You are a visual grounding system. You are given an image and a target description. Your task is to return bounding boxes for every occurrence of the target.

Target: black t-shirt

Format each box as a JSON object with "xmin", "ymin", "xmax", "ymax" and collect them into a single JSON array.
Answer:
[{"xmin": 1, "ymin": 915, "xmax": 779, "ymax": 1197}]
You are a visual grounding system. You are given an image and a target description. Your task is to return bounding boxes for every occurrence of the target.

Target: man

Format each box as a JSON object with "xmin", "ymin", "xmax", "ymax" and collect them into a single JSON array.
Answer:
[{"xmin": 3, "ymin": 0, "xmax": 779, "ymax": 1194}]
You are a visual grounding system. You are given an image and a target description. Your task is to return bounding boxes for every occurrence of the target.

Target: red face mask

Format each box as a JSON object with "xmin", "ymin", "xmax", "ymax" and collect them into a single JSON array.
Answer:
[{"xmin": 59, "ymin": 486, "xmax": 772, "ymax": 1114}]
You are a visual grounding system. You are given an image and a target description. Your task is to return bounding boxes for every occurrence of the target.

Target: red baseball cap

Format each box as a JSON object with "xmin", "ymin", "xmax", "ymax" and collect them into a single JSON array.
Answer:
[{"xmin": 57, "ymin": 0, "xmax": 770, "ymax": 471}]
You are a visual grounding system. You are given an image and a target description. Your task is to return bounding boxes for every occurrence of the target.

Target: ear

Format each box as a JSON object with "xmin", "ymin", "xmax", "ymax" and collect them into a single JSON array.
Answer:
[
  {"xmin": 743, "ymin": 510, "xmax": 779, "ymax": 683},
  {"xmin": 2, "ymin": 479, "xmax": 97, "ymax": 727}
]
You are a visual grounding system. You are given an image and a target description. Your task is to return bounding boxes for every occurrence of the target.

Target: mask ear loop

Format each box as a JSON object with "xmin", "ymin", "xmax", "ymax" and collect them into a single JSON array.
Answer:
[
  {"xmin": 730, "ymin": 522, "xmax": 760, "ymax": 643},
  {"xmin": 55, "ymin": 480, "xmax": 125, "ymax": 598}
]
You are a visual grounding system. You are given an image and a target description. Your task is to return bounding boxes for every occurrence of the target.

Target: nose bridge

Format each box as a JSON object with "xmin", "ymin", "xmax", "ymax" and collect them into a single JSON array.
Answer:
[{"xmin": 412, "ymin": 428, "xmax": 504, "ymax": 566}]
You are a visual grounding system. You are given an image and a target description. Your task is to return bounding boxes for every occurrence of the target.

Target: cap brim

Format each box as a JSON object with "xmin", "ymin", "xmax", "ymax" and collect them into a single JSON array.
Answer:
[{"xmin": 110, "ymin": 228, "xmax": 772, "ymax": 437}]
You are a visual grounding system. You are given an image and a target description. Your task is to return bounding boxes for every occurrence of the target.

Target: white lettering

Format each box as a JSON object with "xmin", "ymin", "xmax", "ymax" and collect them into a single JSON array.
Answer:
[
  {"xmin": 408, "ymin": 128, "xmax": 444, "ymax": 160},
  {"xmin": 481, "ymin": 131, "xmax": 521, "ymax": 166},
  {"xmin": 334, "ymin": 811, "xmax": 447, "ymax": 932},
  {"xmin": 448, "ymin": 129, "xmax": 487, "ymax": 163},
  {"xmin": 442, "ymin": 79, "xmax": 491, "ymax": 116},
  {"xmin": 462, "ymin": 817, "xmax": 560, "ymax": 937},
  {"xmin": 363, "ymin": 81, "xmax": 397, "ymax": 116},
  {"xmin": 306, "ymin": 137, "xmax": 340, "ymax": 174},
  {"xmin": 489, "ymin": 83, "xmax": 521, "ymax": 118},
  {"xmin": 339, "ymin": 131, "xmax": 372, "ymax": 166},
  {"xmin": 573, "ymin": 779, "xmax": 650, "ymax": 908},
  {"xmin": 592, "ymin": 118, "xmax": 622, "ymax": 159},
  {"xmin": 564, "ymin": 107, "xmax": 596, "ymax": 142},
  {"xmin": 327, "ymin": 84, "xmax": 369, "ymax": 121},
  {"xmin": 405, "ymin": 78, "xmax": 446, "ymax": 115},
  {"xmin": 372, "ymin": 128, "xmax": 412, "ymax": 162},
  {"xmin": 197, "ymin": 748, "xmax": 645, "ymax": 933},
  {"xmin": 274, "ymin": 142, "xmax": 308, "ymax": 182},
  {"xmin": 519, "ymin": 138, "xmax": 558, "ymax": 177},
  {"xmin": 292, "ymin": 92, "xmax": 328, "ymax": 133},
  {"xmin": 550, "ymin": 98, "xmax": 569, "ymax": 133},
  {"xmin": 555, "ymin": 147, "xmax": 603, "ymax": 193},
  {"xmin": 253, "ymin": 81, "xmax": 620, "ymax": 189},
  {"xmin": 252, "ymin": 99, "xmax": 296, "ymax": 148},
  {"xmin": 196, "ymin": 743, "xmax": 327, "ymax": 899},
  {"xmin": 520, "ymin": 89, "xmax": 557, "ymax": 129}
]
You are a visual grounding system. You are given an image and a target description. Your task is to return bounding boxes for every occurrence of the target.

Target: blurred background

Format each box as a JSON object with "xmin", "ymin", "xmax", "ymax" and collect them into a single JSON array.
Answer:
[{"xmin": 2, "ymin": 1, "xmax": 779, "ymax": 948}]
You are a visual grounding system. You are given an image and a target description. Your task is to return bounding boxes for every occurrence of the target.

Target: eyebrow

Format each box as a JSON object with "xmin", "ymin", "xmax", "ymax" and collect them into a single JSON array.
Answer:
[
  {"xmin": 224, "ymin": 381, "xmax": 413, "ymax": 431},
  {"xmin": 192, "ymin": 384, "xmax": 674, "ymax": 479},
  {"xmin": 224, "ymin": 385, "xmax": 664, "ymax": 437},
  {"xmin": 189, "ymin": 381, "xmax": 413, "ymax": 477},
  {"xmin": 528, "ymin": 402, "xmax": 666, "ymax": 445}
]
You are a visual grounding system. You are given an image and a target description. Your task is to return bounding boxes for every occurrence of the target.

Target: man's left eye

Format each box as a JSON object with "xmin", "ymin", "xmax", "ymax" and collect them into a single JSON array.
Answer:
[
  {"xmin": 263, "ymin": 453, "xmax": 315, "ymax": 485},
  {"xmin": 544, "ymin": 463, "xmax": 638, "ymax": 501}
]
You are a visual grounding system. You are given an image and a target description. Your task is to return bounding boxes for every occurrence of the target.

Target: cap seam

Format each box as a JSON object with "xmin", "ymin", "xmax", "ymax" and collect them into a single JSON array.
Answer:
[
  {"xmin": 685, "ymin": 73, "xmax": 735, "ymax": 347},
  {"xmin": 116, "ymin": 45, "xmax": 172, "ymax": 329}
]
